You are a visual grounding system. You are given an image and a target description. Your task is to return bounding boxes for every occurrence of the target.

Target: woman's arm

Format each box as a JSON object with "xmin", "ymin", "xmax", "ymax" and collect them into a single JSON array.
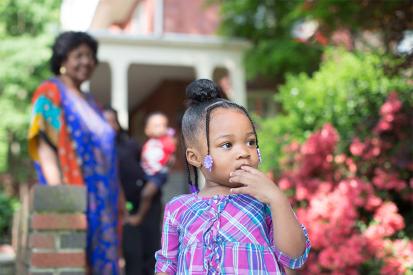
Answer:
[{"xmin": 38, "ymin": 138, "xmax": 62, "ymax": 185}]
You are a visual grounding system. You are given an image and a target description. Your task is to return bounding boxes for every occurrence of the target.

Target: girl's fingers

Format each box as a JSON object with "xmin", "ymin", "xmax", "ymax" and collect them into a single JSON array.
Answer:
[
  {"xmin": 229, "ymin": 173, "xmax": 256, "ymax": 185},
  {"xmin": 230, "ymin": 186, "xmax": 250, "ymax": 194},
  {"xmin": 240, "ymin": 165, "xmax": 262, "ymax": 175},
  {"xmin": 230, "ymin": 166, "xmax": 260, "ymax": 177},
  {"xmin": 230, "ymin": 169, "xmax": 246, "ymax": 177}
]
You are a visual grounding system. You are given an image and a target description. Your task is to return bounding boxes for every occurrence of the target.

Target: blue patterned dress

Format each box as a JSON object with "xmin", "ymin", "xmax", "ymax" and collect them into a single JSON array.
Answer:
[{"xmin": 29, "ymin": 78, "xmax": 120, "ymax": 274}]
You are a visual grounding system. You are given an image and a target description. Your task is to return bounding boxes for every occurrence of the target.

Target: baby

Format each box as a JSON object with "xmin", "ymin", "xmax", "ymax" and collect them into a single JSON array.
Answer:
[{"xmin": 125, "ymin": 112, "xmax": 176, "ymax": 226}]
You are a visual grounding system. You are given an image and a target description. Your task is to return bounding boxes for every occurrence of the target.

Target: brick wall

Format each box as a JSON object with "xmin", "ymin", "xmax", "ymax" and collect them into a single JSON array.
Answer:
[
  {"xmin": 163, "ymin": 0, "xmax": 220, "ymax": 35},
  {"xmin": 21, "ymin": 185, "xmax": 87, "ymax": 275}
]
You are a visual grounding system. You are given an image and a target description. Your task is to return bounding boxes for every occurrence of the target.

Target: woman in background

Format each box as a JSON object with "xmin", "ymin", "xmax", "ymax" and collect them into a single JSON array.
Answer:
[
  {"xmin": 104, "ymin": 107, "xmax": 162, "ymax": 275},
  {"xmin": 28, "ymin": 31, "xmax": 119, "ymax": 274}
]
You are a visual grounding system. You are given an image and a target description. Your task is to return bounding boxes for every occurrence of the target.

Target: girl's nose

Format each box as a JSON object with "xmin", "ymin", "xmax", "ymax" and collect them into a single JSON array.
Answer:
[{"xmin": 237, "ymin": 146, "xmax": 251, "ymax": 159}]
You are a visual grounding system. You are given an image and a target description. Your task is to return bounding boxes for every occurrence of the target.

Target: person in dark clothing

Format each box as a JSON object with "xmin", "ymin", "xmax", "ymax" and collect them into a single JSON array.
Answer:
[{"xmin": 103, "ymin": 107, "xmax": 162, "ymax": 275}]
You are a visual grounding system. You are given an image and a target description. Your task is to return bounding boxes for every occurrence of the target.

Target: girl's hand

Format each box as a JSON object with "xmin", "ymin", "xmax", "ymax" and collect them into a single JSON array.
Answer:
[{"xmin": 229, "ymin": 166, "xmax": 285, "ymax": 205}]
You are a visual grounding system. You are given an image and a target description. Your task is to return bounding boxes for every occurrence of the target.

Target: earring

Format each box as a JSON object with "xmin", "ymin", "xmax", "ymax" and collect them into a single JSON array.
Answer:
[
  {"xmin": 203, "ymin": 155, "xmax": 213, "ymax": 172},
  {"xmin": 59, "ymin": 66, "xmax": 66, "ymax": 74},
  {"xmin": 257, "ymin": 148, "xmax": 262, "ymax": 163}
]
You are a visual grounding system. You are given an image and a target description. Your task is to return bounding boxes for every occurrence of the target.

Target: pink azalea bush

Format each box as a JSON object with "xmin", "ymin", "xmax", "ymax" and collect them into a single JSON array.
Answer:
[{"xmin": 276, "ymin": 93, "xmax": 413, "ymax": 274}]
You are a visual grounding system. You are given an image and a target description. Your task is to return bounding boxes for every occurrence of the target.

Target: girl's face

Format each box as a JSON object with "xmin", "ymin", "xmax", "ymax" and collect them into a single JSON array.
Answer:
[{"xmin": 201, "ymin": 108, "xmax": 259, "ymax": 188}]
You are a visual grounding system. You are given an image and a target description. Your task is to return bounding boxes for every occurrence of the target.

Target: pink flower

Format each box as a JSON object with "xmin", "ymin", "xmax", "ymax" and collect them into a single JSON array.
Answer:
[
  {"xmin": 381, "ymin": 258, "xmax": 405, "ymax": 275},
  {"xmin": 350, "ymin": 138, "xmax": 365, "ymax": 156},
  {"xmin": 373, "ymin": 168, "xmax": 407, "ymax": 191},
  {"xmin": 318, "ymin": 247, "xmax": 337, "ymax": 269},
  {"xmin": 365, "ymin": 194, "xmax": 382, "ymax": 211},
  {"xmin": 278, "ymin": 178, "xmax": 293, "ymax": 190},
  {"xmin": 277, "ymin": 111, "xmax": 412, "ymax": 274},
  {"xmin": 366, "ymin": 202, "xmax": 405, "ymax": 238},
  {"xmin": 375, "ymin": 120, "xmax": 392, "ymax": 132},
  {"xmin": 380, "ymin": 92, "xmax": 402, "ymax": 116},
  {"xmin": 374, "ymin": 92, "xmax": 403, "ymax": 134}
]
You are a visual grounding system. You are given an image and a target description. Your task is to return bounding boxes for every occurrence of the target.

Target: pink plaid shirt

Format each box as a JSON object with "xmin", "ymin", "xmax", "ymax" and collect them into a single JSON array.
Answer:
[{"xmin": 155, "ymin": 193, "xmax": 310, "ymax": 274}]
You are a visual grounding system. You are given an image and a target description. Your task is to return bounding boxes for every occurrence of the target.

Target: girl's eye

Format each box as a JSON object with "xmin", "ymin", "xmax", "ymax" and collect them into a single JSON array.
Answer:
[
  {"xmin": 221, "ymin": 142, "xmax": 232, "ymax": 149},
  {"xmin": 247, "ymin": 139, "xmax": 257, "ymax": 146}
]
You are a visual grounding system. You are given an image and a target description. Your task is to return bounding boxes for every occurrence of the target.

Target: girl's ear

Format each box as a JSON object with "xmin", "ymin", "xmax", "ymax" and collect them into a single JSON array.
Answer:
[{"xmin": 186, "ymin": 147, "xmax": 202, "ymax": 168}]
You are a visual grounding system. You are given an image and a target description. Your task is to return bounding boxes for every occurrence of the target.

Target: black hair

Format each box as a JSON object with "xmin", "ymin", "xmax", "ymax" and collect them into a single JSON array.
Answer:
[
  {"xmin": 181, "ymin": 79, "xmax": 259, "ymax": 192},
  {"xmin": 103, "ymin": 106, "xmax": 123, "ymax": 133},
  {"xmin": 50, "ymin": 31, "xmax": 98, "ymax": 75}
]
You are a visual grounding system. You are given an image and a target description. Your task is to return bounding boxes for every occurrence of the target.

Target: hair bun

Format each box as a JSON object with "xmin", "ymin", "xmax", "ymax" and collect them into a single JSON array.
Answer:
[{"xmin": 186, "ymin": 79, "xmax": 222, "ymax": 105}]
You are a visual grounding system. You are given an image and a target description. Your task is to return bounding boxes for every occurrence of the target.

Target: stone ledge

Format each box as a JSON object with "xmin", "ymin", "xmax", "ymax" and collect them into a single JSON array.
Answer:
[{"xmin": 31, "ymin": 186, "xmax": 86, "ymax": 213}]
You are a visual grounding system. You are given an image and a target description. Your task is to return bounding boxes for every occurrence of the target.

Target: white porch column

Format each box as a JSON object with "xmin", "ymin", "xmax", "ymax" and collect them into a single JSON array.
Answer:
[
  {"xmin": 110, "ymin": 60, "xmax": 129, "ymax": 129},
  {"xmin": 194, "ymin": 61, "xmax": 215, "ymax": 189},
  {"xmin": 195, "ymin": 62, "xmax": 214, "ymax": 80},
  {"xmin": 228, "ymin": 60, "xmax": 247, "ymax": 107}
]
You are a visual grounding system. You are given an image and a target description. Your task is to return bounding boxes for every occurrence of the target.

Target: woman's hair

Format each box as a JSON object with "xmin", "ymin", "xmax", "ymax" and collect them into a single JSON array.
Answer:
[
  {"xmin": 181, "ymin": 79, "xmax": 259, "ymax": 191},
  {"xmin": 103, "ymin": 106, "xmax": 123, "ymax": 133},
  {"xmin": 50, "ymin": 31, "xmax": 98, "ymax": 75}
]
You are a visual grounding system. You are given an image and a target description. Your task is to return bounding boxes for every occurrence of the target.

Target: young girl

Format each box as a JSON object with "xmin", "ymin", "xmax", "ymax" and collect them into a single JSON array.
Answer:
[{"xmin": 155, "ymin": 79, "xmax": 310, "ymax": 274}]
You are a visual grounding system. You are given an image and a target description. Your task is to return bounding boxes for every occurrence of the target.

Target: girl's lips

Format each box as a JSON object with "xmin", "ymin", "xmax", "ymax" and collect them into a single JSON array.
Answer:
[{"xmin": 234, "ymin": 164, "xmax": 250, "ymax": 171}]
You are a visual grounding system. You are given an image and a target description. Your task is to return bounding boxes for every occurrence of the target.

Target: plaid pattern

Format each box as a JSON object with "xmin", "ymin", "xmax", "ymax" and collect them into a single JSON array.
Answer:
[{"xmin": 155, "ymin": 194, "xmax": 310, "ymax": 274}]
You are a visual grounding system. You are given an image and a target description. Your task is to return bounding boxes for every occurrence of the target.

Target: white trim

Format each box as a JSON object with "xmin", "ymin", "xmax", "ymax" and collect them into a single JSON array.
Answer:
[
  {"xmin": 91, "ymin": 31, "xmax": 251, "ymax": 50},
  {"xmin": 110, "ymin": 60, "xmax": 129, "ymax": 128},
  {"xmin": 154, "ymin": 0, "xmax": 164, "ymax": 36}
]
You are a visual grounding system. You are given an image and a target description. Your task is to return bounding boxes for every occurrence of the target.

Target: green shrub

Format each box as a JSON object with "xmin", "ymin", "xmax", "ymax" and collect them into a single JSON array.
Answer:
[
  {"xmin": 258, "ymin": 48, "xmax": 412, "ymax": 173},
  {"xmin": 0, "ymin": 190, "xmax": 18, "ymax": 243}
]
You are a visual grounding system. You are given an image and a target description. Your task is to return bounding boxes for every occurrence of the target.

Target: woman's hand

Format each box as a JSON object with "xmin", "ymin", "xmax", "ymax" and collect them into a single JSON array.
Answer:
[{"xmin": 229, "ymin": 166, "xmax": 286, "ymax": 206}]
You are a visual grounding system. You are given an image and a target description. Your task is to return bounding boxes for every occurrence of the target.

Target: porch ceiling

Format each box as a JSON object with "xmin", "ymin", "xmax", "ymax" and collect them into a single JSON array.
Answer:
[
  {"xmin": 127, "ymin": 64, "xmax": 195, "ymax": 109},
  {"xmin": 89, "ymin": 31, "xmax": 249, "ymax": 128}
]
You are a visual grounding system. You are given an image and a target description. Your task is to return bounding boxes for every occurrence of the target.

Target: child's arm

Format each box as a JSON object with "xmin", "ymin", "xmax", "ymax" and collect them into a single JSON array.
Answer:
[
  {"xmin": 230, "ymin": 166, "xmax": 310, "ymax": 268},
  {"xmin": 267, "ymin": 192, "xmax": 307, "ymax": 258}
]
